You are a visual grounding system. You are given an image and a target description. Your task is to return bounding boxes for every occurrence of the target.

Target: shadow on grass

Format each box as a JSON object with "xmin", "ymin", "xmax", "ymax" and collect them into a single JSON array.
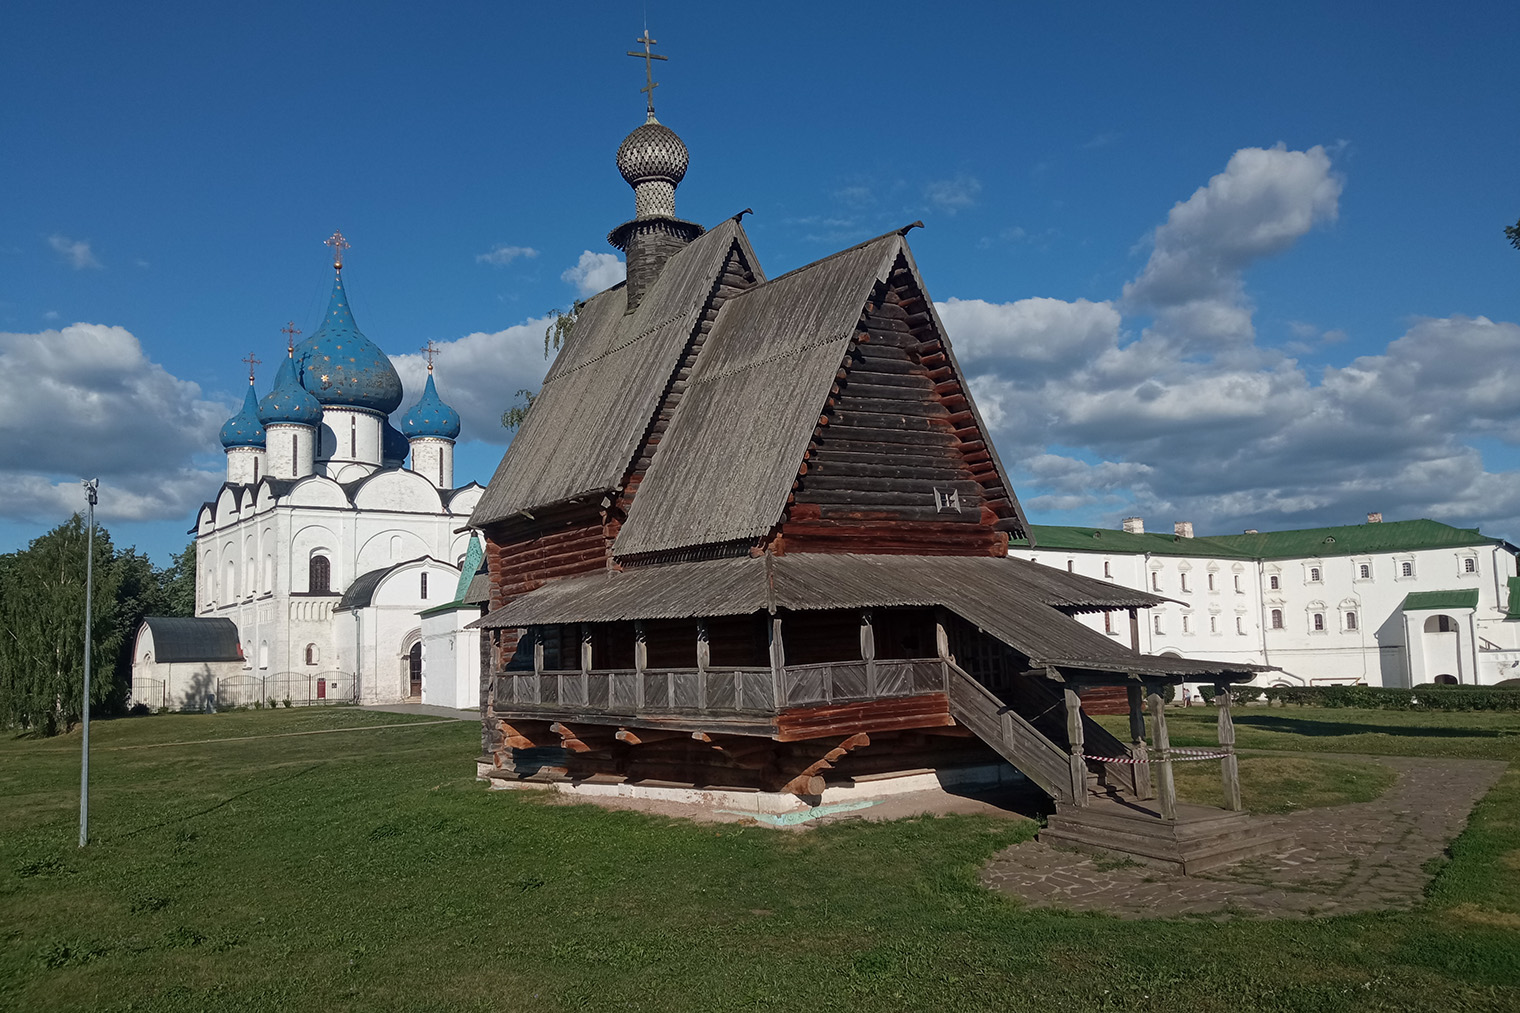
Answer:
[
  {"xmin": 115, "ymin": 762, "xmax": 322, "ymax": 840},
  {"xmin": 1235, "ymin": 714, "xmax": 1510, "ymax": 739}
]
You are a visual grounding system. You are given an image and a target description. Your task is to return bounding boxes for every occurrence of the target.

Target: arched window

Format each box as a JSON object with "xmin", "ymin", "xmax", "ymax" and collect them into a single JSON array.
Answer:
[
  {"xmin": 1309, "ymin": 567, "xmax": 1321, "ymax": 582},
  {"xmin": 1151, "ymin": 571, "xmax": 1161, "ymax": 591},
  {"xmin": 1359, "ymin": 564, "xmax": 1371, "ymax": 579},
  {"xmin": 1425, "ymin": 614, "xmax": 1457, "ymax": 634},
  {"xmin": 1103, "ymin": 612, "xmax": 1114, "ymax": 634},
  {"xmin": 310, "ymin": 555, "xmax": 331, "ymax": 594},
  {"xmin": 1269, "ymin": 575, "xmax": 1280, "ymax": 590},
  {"xmin": 1153, "ymin": 614, "xmax": 1163, "ymax": 635},
  {"xmin": 1402, "ymin": 561, "xmax": 1413, "ymax": 577},
  {"xmin": 258, "ymin": 641, "xmax": 269, "ymax": 669},
  {"xmin": 1346, "ymin": 611, "xmax": 1358, "ymax": 631},
  {"xmin": 1066, "ymin": 559, "xmax": 1074, "ymax": 572},
  {"xmin": 1181, "ymin": 615, "xmax": 1191, "ymax": 633},
  {"xmin": 1464, "ymin": 558, "xmax": 1476, "ymax": 573},
  {"xmin": 1312, "ymin": 613, "xmax": 1325, "ymax": 632},
  {"xmin": 1270, "ymin": 609, "xmax": 1284, "ymax": 629},
  {"xmin": 1180, "ymin": 572, "xmax": 1190, "ymax": 592},
  {"xmin": 420, "ymin": 572, "xmax": 429, "ymax": 600},
  {"xmin": 1209, "ymin": 615, "xmax": 1217, "ymax": 633},
  {"xmin": 1207, "ymin": 572, "xmax": 1216, "ymax": 591},
  {"xmin": 305, "ymin": 644, "xmax": 319, "ymax": 666},
  {"xmin": 1103, "ymin": 561, "xmax": 1112, "ymax": 578},
  {"xmin": 1234, "ymin": 574, "xmax": 1242, "ymax": 592},
  {"xmin": 1236, "ymin": 616, "xmax": 1245, "ymax": 635},
  {"xmin": 1434, "ymin": 674, "xmax": 1458, "ymax": 685}
]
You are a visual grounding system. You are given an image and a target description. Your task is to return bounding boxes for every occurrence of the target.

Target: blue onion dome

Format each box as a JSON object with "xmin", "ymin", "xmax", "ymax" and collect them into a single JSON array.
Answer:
[
  {"xmin": 400, "ymin": 370, "xmax": 462, "ymax": 440},
  {"xmin": 220, "ymin": 383, "xmax": 266, "ymax": 448},
  {"xmin": 382, "ymin": 420, "xmax": 409, "ymax": 465},
  {"xmin": 293, "ymin": 270, "xmax": 404, "ymax": 414},
  {"xmin": 258, "ymin": 352, "xmax": 322, "ymax": 426}
]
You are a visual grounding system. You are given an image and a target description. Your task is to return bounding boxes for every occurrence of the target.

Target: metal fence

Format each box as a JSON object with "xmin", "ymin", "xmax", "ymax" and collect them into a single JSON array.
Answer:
[{"xmin": 212, "ymin": 671, "xmax": 356, "ymax": 709}]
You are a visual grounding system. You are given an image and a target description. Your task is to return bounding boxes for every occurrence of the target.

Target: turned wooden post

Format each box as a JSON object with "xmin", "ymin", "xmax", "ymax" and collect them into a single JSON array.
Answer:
[
  {"xmin": 1148, "ymin": 690, "xmax": 1178, "ymax": 820},
  {"xmin": 580, "ymin": 625, "xmax": 592, "ymax": 706},
  {"xmin": 1216, "ymin": 685, "xmax": 1243, "ymax": 811},
  {"xmin": 695, "ymin": 620, "xmax": 710, "ymax": 710},
  {"xmin": 1064, "ymin": 686, "xmax": 1088, "ymax": 807},
  {"xmin": 860, "ymin": 611, "xmax": 877, "ymax": 697},
  {"xmin": 769, "ymin": 615, "xmax": 785, "ymax": 708},
  {"xmin": 634, "ymin": 620, "xmax": 647, "ymax": 709},
  {"xmin": 934, "ymin": 611, "xmax": 951, "ymax": 688},
  {"xmin": 1128, "ymin": 607, "xmax": 1141, "ymax": 652},
  {"xmin": 1126, "ymin": 684, "xmax": 1153, "ymax": 800},
  {"xmin": 532, "ymin": 628, "xmax": 544, "ymax": 704}
]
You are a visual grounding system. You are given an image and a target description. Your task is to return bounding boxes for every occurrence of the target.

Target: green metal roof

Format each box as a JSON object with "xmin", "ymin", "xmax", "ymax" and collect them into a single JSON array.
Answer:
[
  {"xmin": 1014, "ymin": 519, "xmax": 1505, "ymax": 561},
  {"xmin": 1011, "ymin": 525, "xmax": 1255, "ymax": 559},
  {"xmin": 1507, "ymin": 577, "xmax": 1520, "ymax": 618},
  {"xmin": 1401, "ymin": 589, "xmax": 1480, "ymax": 612}
]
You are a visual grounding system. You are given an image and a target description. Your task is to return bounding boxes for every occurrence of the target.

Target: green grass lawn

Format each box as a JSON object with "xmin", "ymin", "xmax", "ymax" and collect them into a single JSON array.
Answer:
[{"xmin": 1, "ymin": 706, "xmax": 1518, "ymax": 1012}]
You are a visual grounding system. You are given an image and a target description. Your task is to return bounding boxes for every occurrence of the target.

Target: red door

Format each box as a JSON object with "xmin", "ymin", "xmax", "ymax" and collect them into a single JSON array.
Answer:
[{"xmin": 316, "ymin": 678, "xmax": 326, "ymax": 700}]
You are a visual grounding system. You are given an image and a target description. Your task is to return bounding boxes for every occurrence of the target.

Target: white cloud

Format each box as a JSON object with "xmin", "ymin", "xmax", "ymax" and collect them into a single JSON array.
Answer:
[
  {"xmin": 924, "ymin": 174, "xmax": 982, "ymax": 214},
  {"xmin": 561, "ymin": 251, "xmax": 626, "ymax": 297},
  {"xmin": 937, "ymin": 144, "xmax": 1520, "ymax": 537},
  {"xmin": 476, "ymin": 244, "xmax": 539, "ymax": 266},
  {"xmin": 390, "ymin": 314, "xmax": 557, "ymax": 446},
  {"xmin": 0, "ymin": 324, "xmax": 229, "ymax": 523},
  {"xmin": 47, "ymin": 234, "xmax": 102, "ymax": 270}
]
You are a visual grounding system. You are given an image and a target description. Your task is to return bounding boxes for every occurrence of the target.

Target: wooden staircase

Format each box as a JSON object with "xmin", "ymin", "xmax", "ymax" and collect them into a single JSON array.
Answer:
[{"xmin": 945, "ymin": 661, "xmax": 1292, "ymax": 873}]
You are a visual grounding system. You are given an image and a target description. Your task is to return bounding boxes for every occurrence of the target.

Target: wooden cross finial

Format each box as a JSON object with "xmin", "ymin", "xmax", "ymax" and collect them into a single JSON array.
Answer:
[
  {"xmin": 420, "ymin": 339, "xmax": 441, "ymax": 372},
  {"xmin": 241, "ymin": 351, "xmax": 262, "ymax": 384},
  {"xmin": 325, "ymin": 230, "xmax": 351, "ymax": 270},
  {"xmin": 280, "ymin": 321, "xmax": 301, "ymax": 355},
  {"xmin": 627, "ymin": 30, "xmax": 668, "ymax": 116}
]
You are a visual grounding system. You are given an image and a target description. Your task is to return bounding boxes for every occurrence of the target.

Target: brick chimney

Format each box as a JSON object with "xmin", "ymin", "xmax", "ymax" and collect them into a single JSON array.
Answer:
[
  {"xmin": 1122, "ymin": 517, "xmax": 1144, "ymax": 534},
  {"xmin": 1174, "ymin": 521, "xmax": 1194, "ymax": 539},
  {"xmin": 1367, "ymin": 512, "xmax": 1383, "ymax": 524}
]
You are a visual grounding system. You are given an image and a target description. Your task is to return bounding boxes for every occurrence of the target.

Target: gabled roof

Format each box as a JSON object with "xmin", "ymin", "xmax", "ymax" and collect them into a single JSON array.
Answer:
[
  {"xmin": 140, "ymin": 617, "xmax": 242, "ymax": 662},
  {"xmin": 1401, "ymin": 589, "xmax": 1480, "ymax": 612},
  {"xmin": 473, "ymin": 553, "xmax": 1261, "ymax": 680},
  {"xmin": 470, "ymin": 218, "xmax": 763, "ymax": 529}
]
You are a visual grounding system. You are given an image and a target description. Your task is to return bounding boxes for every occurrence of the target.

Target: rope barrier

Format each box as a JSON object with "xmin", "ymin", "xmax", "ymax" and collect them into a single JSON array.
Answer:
[{"xmin": 1081, "ymin": 747, "xmax": 1231, "ymax": 764}]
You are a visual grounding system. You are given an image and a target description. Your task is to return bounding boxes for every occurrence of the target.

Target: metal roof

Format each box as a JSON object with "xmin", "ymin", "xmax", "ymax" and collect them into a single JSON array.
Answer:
[
  {"xmin": 1401, "ymin": 589, "xmax": 1481, "ymax": 612},
  {"xmin": 469, "ymin": 218, "xmax": 763, "ymax": 529},
  {"xmin": 472, "ymin": 553, "xmax": 1263, "ymax": 680},
  {"xmin": 140, "ymin": 617, "xmax": 242, "ymax": 662}
]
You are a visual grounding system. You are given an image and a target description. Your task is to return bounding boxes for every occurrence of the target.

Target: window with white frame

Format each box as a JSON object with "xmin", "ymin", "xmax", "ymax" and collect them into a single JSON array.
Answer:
[
  {"xmin": 1312, "ymin": 612, "xmax": 1325, "ymax": 632},
  {"xmin": 1154, "ymin": 613, "xmax": 1163, "ymax": 635},
  {"xmin": 1308, "ymin": 565, "xmax": 1322, "ymax": 583},
  {"xmin": 1207, "ymin": 571, "xmax": 1216, "ymax": 591},
  {"xmin": 1209, "ymin": 615, "xmax": 1218, "ymax": 634},
  {"xmin": 1359, "ymin": 563, "xmax": 1371, "ymax": 579},
  {"xmin": 1270, "ymin": 609, "xmax": 1284, "ymax": 629},
  {"xmin": 1151, "ymin": 570, "xmax": 1161, "ymax": 591},
  {"xmin": 1104, "ymin": 612, "xmax": 1114, "ymax": 634},
  {"xmin": 1234, "ymin": 574, "xmax": 1243, "ymax": 592},
  {"xmin": 1346, "ymin": 611, "xmax": 1358, "ymax": 631},
  {"xmin": 1401, "ymin": 560, "xmax": 1414, "ymax": 578},
  {"xmin": 1103, "ymin": 560, "xmax": 1112, "ymax": 578},
  {"xmin": 1181, "ymin": 614, "xmax": 1191, "ymax": 634},
  {"xmin": 1236, "ymin": 615, "xmax": 1245, "ymax": 635},
  {"xmin": 1462, "ymin": 557, "xmax": 1477, "ymax": 574},
  {"xmin": 1269, "ymin": 574, "xmax": 1280, "ymax": 590},
  {"xmin": 1180, "ymin": 571, "xmax": 1190, "ymax": 592}
]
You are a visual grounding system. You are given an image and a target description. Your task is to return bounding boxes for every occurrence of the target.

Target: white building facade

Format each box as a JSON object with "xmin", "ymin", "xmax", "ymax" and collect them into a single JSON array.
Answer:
[
  {"xmin": 1014, "ymin": 515, "xmax": 1520, "ymax": 689},
  {"xmin": 132, "ymin": 249, "xmax": 486, "ymax": 709}
]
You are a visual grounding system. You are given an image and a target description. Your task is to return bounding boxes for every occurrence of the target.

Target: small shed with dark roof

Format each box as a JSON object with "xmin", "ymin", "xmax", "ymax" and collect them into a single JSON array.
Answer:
[{"xmin": 131, "ymin": 617, "xmax": 247, "ymax": 712}]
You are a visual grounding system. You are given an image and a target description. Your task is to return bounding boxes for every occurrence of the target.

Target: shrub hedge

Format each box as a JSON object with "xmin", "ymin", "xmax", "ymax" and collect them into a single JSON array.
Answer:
[{"xmin": 1199, "ymin": 683, "xmax": 1520, "ymax": 711}]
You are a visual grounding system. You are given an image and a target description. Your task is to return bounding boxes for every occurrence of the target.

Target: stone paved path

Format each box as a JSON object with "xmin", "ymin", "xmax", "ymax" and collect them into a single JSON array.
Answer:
[{"xmin": 980, "ymin": 755, "xmax": 1507, "ymax": 919}]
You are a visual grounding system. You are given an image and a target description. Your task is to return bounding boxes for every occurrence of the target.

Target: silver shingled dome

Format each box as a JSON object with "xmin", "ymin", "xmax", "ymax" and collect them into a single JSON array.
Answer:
[{"xmin": 616, "ymin": 115, "xmax": 689, "ymax": 187}]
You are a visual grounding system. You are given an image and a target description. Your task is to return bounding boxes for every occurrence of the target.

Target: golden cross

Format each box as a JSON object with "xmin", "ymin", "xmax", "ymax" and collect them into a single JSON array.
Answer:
[
  {"xmin": 420, "ymin": 339, "xmax": 441, "ymax": 372},
  {"xmin": 325, "ymin": 230, "xmax": 351, "ymax": 270},
  {"xmin": 280, "ymin": 321, "xmax": 301, "ymax": 355},
  {"xmin": 627, "ymin": 31, "xmax": 668, "ymax": 115},
  {"xmin": 241, "ymin": 351, "xmax": 262, "ymax": 383}
]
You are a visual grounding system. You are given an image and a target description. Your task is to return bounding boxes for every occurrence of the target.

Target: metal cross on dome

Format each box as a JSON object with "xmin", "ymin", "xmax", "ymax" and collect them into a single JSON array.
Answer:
[
  {"xmin": 420, "ymin": 339, "xmax": 441, "ymax": 372},
  {"xmin": 325, "ymin": 230, "xmax": 351, "ymax": 270},
  {"xmin": 281, "ymin": 321, "xmax": 301, "ymax": 354},
  {"xmin": 627, "ymin": 30, "xmax": 667, "ymax": 115},
  {"xmin": 241, "ymin": 351, "xmax": 262, "ymax": 383}
]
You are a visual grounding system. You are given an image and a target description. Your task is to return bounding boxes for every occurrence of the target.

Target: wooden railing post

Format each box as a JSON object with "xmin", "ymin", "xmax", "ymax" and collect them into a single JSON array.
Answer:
[
  {"xmin": 634, "ymin": 621, "xmax": 647, "ymax": 709},
  {"xmin": 860, "ymin": 611, "xmax": 877, "ymax": 698},
  {"xmin": 1148, "ymin": 689, "xmax": 1178, "ymax": 820},
  {"xmin": 695, "ymin": 620, "xmax": 709, "ymax": 710},
  {"xmin": 1064, "ymin": 685, "xmax": 1088, "ymax": 807},
  {"xmin": 580, "ymin": 625, "xmax": 592, "ymax": 707},
  {"xmin": 1126, "ymin": 684, "xmax": 1153, "ymax": 800},
  {"xmin": 935, "ymin": 612, "xmax": 951, "ymax": 691},
  {"xmin": 532, "ymin": 628, "xmax": 544, "ymax": 704},
  {"xmin": 769, "ymin": 615, "xmax": 785, "ymax": 708},
  {"xmin": 1216, "ymin": 685, "xmax": 1242, "ymax": 811}
]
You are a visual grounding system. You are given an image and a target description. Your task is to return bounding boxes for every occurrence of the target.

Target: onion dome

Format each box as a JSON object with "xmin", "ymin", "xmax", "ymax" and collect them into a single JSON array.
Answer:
[
  {"xmin": 219, "ymin": 383, "xmax": 266, "ymax": 448},
  {"xmin": 382, "ymin": 420, "xmax": 409, "ymax": 465},
  {"xmin": 258, "ymin": 352, "xmax": 321, "ymax": 426},
  {"xmin": 293, "ymin": 271, "xmax": 404, "ymax": 414},
  {"xmin": 616, "ymin": 112, "xmax": 689, "ymax": 189},
  {"xmin": 399, "ymin": 371, "xmax": 461, "ymax": 440}
]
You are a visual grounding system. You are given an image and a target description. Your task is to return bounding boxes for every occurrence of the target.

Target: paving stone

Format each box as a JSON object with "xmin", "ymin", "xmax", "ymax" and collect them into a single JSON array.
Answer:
[{"xmin": 979, "ymin": 755, "xmax": 1505, "ymax": 920}]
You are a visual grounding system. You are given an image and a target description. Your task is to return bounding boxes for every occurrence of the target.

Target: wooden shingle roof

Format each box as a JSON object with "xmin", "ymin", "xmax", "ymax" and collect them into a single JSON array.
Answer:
[{"xmin": 469, "ymin": 218, "xmax": 763, "ymax": 529}]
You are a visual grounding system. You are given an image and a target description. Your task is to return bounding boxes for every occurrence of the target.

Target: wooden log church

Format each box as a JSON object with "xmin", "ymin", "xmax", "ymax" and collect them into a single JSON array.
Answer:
[{"xmin": 467, "ymin": 40, "xmax": 1282, "ymax": 868}]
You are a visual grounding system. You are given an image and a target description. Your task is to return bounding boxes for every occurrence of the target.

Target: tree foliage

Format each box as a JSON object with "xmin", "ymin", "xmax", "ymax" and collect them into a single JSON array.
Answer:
[
  {"xmin": 501, "ymin": 301, "xmax": 583, "ymax": 431},
  {"xmin": 0, "ymin": 520, "xmax": 194, "ymax": 735},
  {"xmin": 1507, "ymin": 216, "xmax": 1520, "ymax": 252}
]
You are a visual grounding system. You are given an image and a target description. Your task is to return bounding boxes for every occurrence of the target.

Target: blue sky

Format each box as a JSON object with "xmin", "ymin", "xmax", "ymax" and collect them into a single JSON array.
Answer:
[{"xmin": 3, "ymin": 1, "xmax": 1518, "ymax": 562}]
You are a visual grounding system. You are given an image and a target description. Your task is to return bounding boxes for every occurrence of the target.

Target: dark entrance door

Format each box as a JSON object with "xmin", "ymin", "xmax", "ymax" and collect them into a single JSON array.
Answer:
[{"xmin": 408, "ymin": 642, "xmax": 423, "ymax": 699}]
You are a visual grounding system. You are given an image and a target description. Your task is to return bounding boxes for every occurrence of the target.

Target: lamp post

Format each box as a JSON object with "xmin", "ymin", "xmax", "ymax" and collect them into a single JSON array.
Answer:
[{"xmin": 80, "ymin": 479, "xmax": 98, "ymax": 848}]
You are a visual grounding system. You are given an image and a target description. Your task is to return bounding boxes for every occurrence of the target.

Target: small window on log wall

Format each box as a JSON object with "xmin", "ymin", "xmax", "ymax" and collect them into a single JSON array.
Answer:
[
  {"xmin": 540, "ymin": 624, "xmax": 580, "ymax": 670},
  {"xmin": 706, "ymin": 614, "xmax": 770, "ymax": 668},
  {"xmin": 643, "ymin": 619, "xmax": 699, "ymax": 669},
  {"xmin": 592, "ymin": 623, "xmax": 637, "ymax": 670}
]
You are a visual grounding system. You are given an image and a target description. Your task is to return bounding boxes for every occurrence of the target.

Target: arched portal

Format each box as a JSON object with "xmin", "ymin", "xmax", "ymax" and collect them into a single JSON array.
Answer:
[{"xmin": 408, "ymin": 641, "xmax": 422, "ymax": 699}]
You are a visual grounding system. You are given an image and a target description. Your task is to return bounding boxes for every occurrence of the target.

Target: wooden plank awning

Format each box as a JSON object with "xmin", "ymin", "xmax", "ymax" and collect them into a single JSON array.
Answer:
[{"xmin": 471, "ymin": 553, "xmax": 1270, "ymax": 682}]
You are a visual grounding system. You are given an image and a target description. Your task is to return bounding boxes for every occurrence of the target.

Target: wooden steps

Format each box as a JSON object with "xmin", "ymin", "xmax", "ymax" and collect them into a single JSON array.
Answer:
[{"xmin": 1041, "ymin": 797, "xmax": 1293, "ymax": 874}]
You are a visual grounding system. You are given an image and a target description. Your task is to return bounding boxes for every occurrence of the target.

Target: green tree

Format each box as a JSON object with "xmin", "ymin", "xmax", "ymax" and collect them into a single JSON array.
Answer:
[
  {"xmin": 501, "ymin": 302, "xmax": 582, "ymax": 431},
  {"xmin": 1507, "ymin": 216, "xmax": 1520, "ymax": 251},
  {"xmin": 0, "ymin": 516, "xmax": 125, "ymax": 735},
  {"xmin": 160, "ymin": 540, "xmax": 198, "ymax": 618}
]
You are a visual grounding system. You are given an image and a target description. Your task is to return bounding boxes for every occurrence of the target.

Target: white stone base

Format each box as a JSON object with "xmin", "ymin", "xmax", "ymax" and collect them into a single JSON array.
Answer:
[{"xmin": 475, "ymin": 761, "xmax": 1026, "ymax": 816}]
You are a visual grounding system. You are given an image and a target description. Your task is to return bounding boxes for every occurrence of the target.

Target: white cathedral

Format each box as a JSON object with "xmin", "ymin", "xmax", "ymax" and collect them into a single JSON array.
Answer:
[{"xmin": 131, "ymin": 237, "xmax": 487, "ymax": 711}]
